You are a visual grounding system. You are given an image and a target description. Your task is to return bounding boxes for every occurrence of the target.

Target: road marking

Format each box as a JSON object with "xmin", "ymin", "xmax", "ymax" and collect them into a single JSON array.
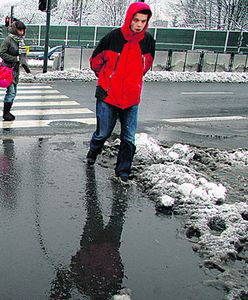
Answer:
[
  {"xmin": 0, "ymin": 84, "xmax": 96, "ymax": 129},
  {"xmin": 181, "ymin": 91, "xmax": 234, "ymax": 95},
  {"xmin": 0, "ymin": 118, "xmax": 96, "ymax": 129},
  {"xmin": 0, "ymin": 101, "xmax": 80, "ymax": 107},
  {"xmin": 11, "ymin": 108, "xmax": 93, "ymax": 116},
  {"xmin": 14, "ymin": 95, "xmax": 69, "ymax": 99},
  {"xmin": 0, "ymin": 90, "xmax": 60, "ymax": 95},
  {"xmin": 17, "ymin": 85, "xmax": 52, "ymax": 89},
  {"xmin": 162, "ymin": 116, "xmax": 247, "ymax": 123}
]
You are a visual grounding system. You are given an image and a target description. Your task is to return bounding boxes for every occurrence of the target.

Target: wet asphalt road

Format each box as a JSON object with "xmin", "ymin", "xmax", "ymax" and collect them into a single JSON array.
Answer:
[
  {"xmin": 0, "ymin": 80, "xmax": 247, "ymax": 299},
  {"xmin": 1, "ymin": 81, "xmax": 247, "ymax": 149},
  {"xmin": 0, "ymin": 134, "xmax": 224, "ymax": 300}
]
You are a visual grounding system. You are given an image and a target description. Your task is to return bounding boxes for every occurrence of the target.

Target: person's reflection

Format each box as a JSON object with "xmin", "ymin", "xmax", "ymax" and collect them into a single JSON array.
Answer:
[
  {"xmin": 50, "ymin": 166, "xmax": 128, "ymax": 299},
  {"xmin": 0, "ymin": 139, "xmax": 18, "ymax": 210}
]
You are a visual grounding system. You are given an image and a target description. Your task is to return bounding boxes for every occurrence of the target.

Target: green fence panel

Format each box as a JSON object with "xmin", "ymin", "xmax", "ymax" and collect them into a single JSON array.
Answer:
[
  {"xmin": 78, "ymin": 26, "xmax": 95, "ymax": 47},
  {"xmin": 67, "ymin": 26, "xmax": 79, "ymax": 45},
  {"xmin": 226, "ymin": 31, "xmax": 240, "ymax": 53},
  {"xmin": 194, "ymin": 30, "xmax": 227, "ymax": 52},
  {"xmin": 155, "ymin": 28, "xmax": 195, "ymax": 50},
  {"xmin": 50, "ymin": 25, "xmax": 67, "ymax": 39},
  {"xmin": 68, "ymin": 26, "xmax": 95, "ymax": 46},
  {"xmin": 0, "ymin": 26, "xmax": 8, "ymax": 44},
  {"xmin": 39, "ymin": 25, "xmax": 66, "ymax": 46},
  {"xmin": 1, "ymin": 24, "xmax": 247, "ymax": 55},
  {"xmin": 25, "ymin": 25, "xmax": 40, "ymax": 45},
  {"xmin": 240, "ymin": 32, "xmax": 248, "ymax": 54},
  {"xmin": 147, "ymin": 27, "xmax": 155, "ymax": 38},
  {"xmin": 96, "ymin": 26, "xmax": 117, "ymax": 42}
]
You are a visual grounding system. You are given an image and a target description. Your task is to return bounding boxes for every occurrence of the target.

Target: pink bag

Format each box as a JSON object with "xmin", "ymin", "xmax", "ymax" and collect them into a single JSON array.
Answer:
[{"xmin": 0, "ymin": 64, "xmax": 13, "ymax": 88}]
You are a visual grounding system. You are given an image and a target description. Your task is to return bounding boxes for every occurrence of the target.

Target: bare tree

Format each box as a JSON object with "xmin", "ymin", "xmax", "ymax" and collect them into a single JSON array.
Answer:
[
  {"xmin": 173, "ymin": 0, "xmax": 208, "ymax": 28},
  {"xmin": 71, "ymin": 0, "xmax": 95, "ymax": 24},
  {"xmin": 98, "ymin": 0, "xmax": 131, "ymax": 26},
  {"xmin": 171, "ymin": 0, "xmax": 248, "ymax": 30}
]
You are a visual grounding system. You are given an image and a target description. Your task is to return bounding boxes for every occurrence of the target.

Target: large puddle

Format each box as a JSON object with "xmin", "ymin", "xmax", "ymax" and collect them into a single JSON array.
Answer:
[{"xmin": 0, "ymin": 135, "xmax": 226, "ymax": 299}]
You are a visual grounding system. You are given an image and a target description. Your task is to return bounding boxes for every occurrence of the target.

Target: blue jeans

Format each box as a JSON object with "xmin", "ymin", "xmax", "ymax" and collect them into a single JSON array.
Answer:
[
  {"xmin": 4, "ymin": 83, "xmax": 17, "ymax": 104},
  {"xmin": 90, "ymin": 100, "xmax": 138, "ymax": 177}
]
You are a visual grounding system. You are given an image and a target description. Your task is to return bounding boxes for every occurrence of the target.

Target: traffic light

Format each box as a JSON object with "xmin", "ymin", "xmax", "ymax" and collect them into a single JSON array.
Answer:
[
  {"xmin": 39, "ymin": 0, "xmax": 47, "ymax": 11},
  {"xmin": 5, "ymin": 16, "xmax": 10, "ymax": 27}
]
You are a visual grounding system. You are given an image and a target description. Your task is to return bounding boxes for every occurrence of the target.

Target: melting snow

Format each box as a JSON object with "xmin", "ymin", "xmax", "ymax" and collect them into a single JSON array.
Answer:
[
  {"xmin": 133, "ymin": 133, "xmax": 248, "ymax": 299},
  {"xmin": 21, "ymin": 63, "xmax": 248, "ymax": 83},
  {"xmin": 19, "ymin": 64, "xmax": 248, "ymax": 299}
]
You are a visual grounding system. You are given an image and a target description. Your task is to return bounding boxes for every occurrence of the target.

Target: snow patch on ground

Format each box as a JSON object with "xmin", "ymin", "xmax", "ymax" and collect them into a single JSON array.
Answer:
[
  {"xmin": 145, "ymin": 70, "xmax": 248, "ymax": 83},
  {"xmin": 112, "ymin": 288, "xmax": 132, "ymax": 300},
  {"xmin": 20, "ymin": 66, "xmax": 248, "ymax": 83},
  {"xmin": 133, "ymin": 133, "xmax": 248, "ymax": 299}
]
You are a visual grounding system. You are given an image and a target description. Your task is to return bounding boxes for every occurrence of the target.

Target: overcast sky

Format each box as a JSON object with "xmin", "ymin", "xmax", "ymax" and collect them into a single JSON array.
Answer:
[
  {"xmin": 1, "ymin": 0, "xmax": 178, "ymax": 9},
  {"xmin": 1, "ymin": 0, "xmax": 19, "ymax": 5}
]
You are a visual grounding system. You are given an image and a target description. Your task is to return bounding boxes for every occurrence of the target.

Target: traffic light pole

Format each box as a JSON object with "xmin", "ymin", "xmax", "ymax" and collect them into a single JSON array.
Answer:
[
  {"xmin": 77, "ymin": 0, "xmax": 83, "ymax": 46},
  {"xmin": 10, "ymin": 6, "xmax": 14, "ymax": 23},
  {"xmin": 43, "ymin": 0, "xmax": 51, "ymax": 73}
]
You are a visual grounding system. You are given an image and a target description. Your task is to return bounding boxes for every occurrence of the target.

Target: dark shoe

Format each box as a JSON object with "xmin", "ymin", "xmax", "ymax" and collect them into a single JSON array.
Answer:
[
  {"xmin": 119, "ymin": 175, "xmax": 129, "ymax": 182},
  {"xmin": 3, "ymin": 102, "xmax": 15, "ymax": 121},
  {"xmin": 86, "ymin": 149, "xmax": 98, "ymax": 165},
  {"xmin": 3, "ymin": 111, "xmax": 15, "ymax": 121}
]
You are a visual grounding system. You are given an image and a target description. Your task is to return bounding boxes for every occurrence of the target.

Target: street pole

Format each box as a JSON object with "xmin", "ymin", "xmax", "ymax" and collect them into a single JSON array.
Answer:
[
  {"xmin": 43, "ymin": 0, "xmax": 51, "ymax": 73},
  {"xmin": 77, "ymin": 0, "xmax": 83, "ymax": 46},
  {"xmin": 10, "ymin": 6, "xmax": 14, "ymax": 23}
]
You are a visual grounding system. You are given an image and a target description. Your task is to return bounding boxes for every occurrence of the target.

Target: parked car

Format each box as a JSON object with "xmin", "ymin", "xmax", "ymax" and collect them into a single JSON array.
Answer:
[
  {"xmin": 27, "ymin": 45, "xmax": 48, "ymax": 59},
  {"xmin": 37, "ymin": 45, "xmax": 63, "ymax": 60}
]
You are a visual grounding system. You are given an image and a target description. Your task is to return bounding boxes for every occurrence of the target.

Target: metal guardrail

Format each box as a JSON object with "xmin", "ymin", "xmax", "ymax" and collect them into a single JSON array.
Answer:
[{"xmin": 58, "ymin": 46, "xmax": 248, "ymax": 72}]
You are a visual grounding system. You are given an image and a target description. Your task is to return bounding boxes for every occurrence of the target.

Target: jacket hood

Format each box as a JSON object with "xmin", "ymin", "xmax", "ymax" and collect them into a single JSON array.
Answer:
[{"xmin": 121, "ymin": 2, "xmax": 152, "ymax": 41}]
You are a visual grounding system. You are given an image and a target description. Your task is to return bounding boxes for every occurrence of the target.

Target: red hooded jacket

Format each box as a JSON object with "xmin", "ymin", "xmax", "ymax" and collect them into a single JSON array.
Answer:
[{"xmin": 90, "ymin": 2, "xmax": 155, "ymax": 110}]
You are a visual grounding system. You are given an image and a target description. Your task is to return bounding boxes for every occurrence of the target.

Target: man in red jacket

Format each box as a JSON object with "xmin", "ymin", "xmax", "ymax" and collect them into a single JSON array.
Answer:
[{"xmin": 87, "ymin": 2, "xmax": 155, "ymax": 182}]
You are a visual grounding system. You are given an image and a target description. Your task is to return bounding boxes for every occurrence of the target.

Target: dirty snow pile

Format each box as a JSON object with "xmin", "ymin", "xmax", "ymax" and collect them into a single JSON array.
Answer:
[
  {"xmin": 211, "ymin": 148, "xmax": 248, "ymax": 166},
  {"xmin": 20, "ymin": 69, "xmax": 96, "ymax": 83},
  {"xmin": 111, "ymin": 288, "xmax": 132, "ymax": 300},
  {"xmin": 144, "ymin": 70, "xmax": 248, "ymax": 83},
  {"xmin": 20, "ymin": 66, "xmax": 248, "ymax": 83},
  {"xmin": 27, "ymin": 58, "xmax": 53, "ymax": 68},
  {"xmin": 132, "ymin": 133, "xmax": 248, "ymax": 299}
]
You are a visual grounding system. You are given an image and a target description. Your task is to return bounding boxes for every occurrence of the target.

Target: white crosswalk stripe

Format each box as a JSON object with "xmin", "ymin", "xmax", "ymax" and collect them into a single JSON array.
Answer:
[
  {"xmin": 15, "ymin": 94, "xmax": 69, "ymax": 99},
  {"xmin": 0, "ymin": 118, "xmax": 96, "ymax": 129},
  {"xmin": 1, "ymin": 84, "xmax": 96, "ymax": 129},
  {"xmin": 162, "ymin": 116, "xmax": 247, "ymax": 123},
  {"xmin": 1, "ymin": 85, "xmax": 52, "ymax": 89},
  {"xmin": 12, "ymin": 108, "xmax": 93, "ymax": 116},
  {"xmin": 0, "ymin": 101, "xmax": 80, "ymax": 107},
  {"xmin": 181, "ymin": 91, "xmax": 234, "ymax": 95},
  {"xmin": 0, "ymin": 90, "xmax": 60, "ymax": 95},
  {"xmin": 16, "ymin": 85, "xmax": 52, "ymax": 89}
]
